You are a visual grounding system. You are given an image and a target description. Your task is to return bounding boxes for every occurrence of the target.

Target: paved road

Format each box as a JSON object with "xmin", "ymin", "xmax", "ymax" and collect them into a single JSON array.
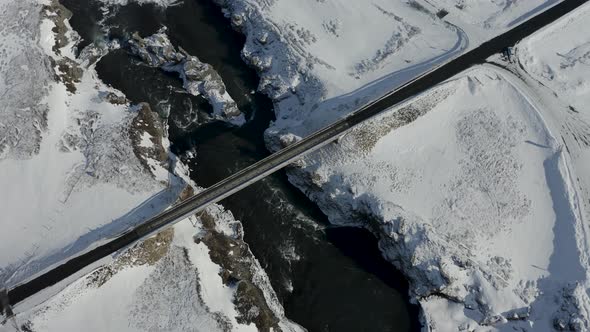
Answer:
[{"xmin": 3, "ymin": 0, "xmax": 588, "ymax": 311}]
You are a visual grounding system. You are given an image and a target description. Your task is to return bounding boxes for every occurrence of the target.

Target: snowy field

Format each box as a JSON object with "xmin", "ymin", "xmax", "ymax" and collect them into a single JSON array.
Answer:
[
  {"xmin": 516, "ymin": 1, "xmax": 590, "ymax": 247},
  {"xmin": 288, "ymin": 65, "xmax": 588, "ymax": 330}
]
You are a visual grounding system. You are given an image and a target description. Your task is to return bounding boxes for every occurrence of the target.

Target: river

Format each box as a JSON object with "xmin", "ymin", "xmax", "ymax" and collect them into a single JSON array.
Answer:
[{"xmin": 60, "ymin": 0, "xmax": 420, "ymax": 330}]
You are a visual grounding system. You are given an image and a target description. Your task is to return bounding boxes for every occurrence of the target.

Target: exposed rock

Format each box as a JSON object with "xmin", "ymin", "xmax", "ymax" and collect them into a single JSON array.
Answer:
[
  {"xmin": 102, "ymin": 91, "xmax": 128, "ymax": 105},
  {"xmin": 56, "ymin": 57, "xmax": 83, "ymax": 93},
  {"xmin": 552, "ymin": 284, "xmax": 590, "ymax": 332},
  {"xmin": 194, "ymin": 208, "xmax": 284, "ymax": 332},
  {"xmin": 42, "ymin": 0, "xmax": 72, "ymax": 55},
  {"xmin": 128, "ymin": 28, "xmax": 245, "ymax": 125},
  {"xmin": 85, "ymin": 228, "xmax": 175, "ymax": 288},
  {"xmin": 129, "ymin": 103, "xmax": 169, "ymax": 178},
  {"xmin": 78, "ymin": 39, "xmax": 122, "ymax": 67}
]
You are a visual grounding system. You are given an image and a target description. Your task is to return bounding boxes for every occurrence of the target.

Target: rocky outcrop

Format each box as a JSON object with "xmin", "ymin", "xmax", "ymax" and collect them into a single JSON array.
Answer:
[
  {"xmin": 129, "ymin": 102, "xmax": 169, "ymax": 178},
  {"xmin": 194, "ymin": 206, "xmax": 296, "ymax": 332},
  {"xmin": 128, "ymin": 29, "xmax": 245, "ymax": 126}
]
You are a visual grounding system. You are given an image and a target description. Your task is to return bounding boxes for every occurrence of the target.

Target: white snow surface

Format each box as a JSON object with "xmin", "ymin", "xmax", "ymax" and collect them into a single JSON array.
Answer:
[
  {"xmin": 517, "ymin": 2, "xmax": 590, "ymax": 248},
  {"xmin": 138, "ymin": 131, "xmax": 154, "ymax": 148},
  {"xmin": 421, "ymin": 0, "xmax": 562, "ymax": 39},
  {"xmin": 0, "ymin": 0, "xmax": 52, "ymax": 159},
  {"xmin": 512, "ymin": 4, "xmax": 590, "ymax": 330}
]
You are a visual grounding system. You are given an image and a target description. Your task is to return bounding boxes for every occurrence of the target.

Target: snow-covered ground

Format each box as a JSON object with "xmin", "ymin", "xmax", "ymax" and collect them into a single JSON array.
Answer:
[
  {"xmin": 0, "ymin": 0, "xmax": 181, "ymax": 289},
  {"xmin": 287, "ymin": 64, "xmax": 589, "ymax": 331},
  {"xmin": 516, "ymin": 2, "xmax": 590, "ymax": 240},
  {"xmin": 415, "ymin": 0, "xmax": 563, "ymax": 40},
  {"xmin": 209, "ymin": 0, "xmax": 590, "ymax": 330},
  {"xmin": 1, "ymin": 0, "xmax": 303, "ymax": 331},
  {"xmin": 98, "ymin": 0, "xmax": 180, "ymax": 6},
  {"xmin": 6, "ymin": 198, "xmax": 302, "ymax": 332},
  {"xmin": 212, "ymin": 0, "xmax": 563, "ymax": 150}
]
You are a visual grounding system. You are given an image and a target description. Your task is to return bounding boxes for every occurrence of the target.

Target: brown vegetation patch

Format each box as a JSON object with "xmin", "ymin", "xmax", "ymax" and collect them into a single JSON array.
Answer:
[
  {"xmin": 85, "ymin": 228, "xmax": 175, "ymax": 288},
  {"xmin": 56, "ymin": 58, "xmax": 83, "ymax": 93},
  {"xmin": 42, "ymin": 0, "xmax": 72, "ymax": 54},
  {"xmin": 129, "ymin": 103, "xmax": 169, "ymax": 178},
  {"xmin": 103, "ymin": 92, "xmax": 128, "ymax": 105},
  {"xmin": 42, "ymin": 0, "xmax": 83, "ymax": 93},
  {"xmin": 349, "ymin": 85, "xmax": 454, "ymax": 154}
]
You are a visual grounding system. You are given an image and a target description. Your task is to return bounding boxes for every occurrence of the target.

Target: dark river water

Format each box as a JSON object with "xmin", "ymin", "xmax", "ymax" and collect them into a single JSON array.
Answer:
[{"xmin": 61, "ymin": 0, "xmax": 420, "ymax": 330}]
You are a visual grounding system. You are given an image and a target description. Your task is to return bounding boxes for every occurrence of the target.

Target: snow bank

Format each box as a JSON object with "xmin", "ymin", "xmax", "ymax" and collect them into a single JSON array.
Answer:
[
  {"xmin": 518, "ymin": 2, "xmax": 590, "ymax": 115},
  {"xmin": 419, "ymin": 0, "xmax": 562, "ymax": 39},
  {"xmin": 510, "ymin": 4, "xmax": 590, "ymax": 330}
]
